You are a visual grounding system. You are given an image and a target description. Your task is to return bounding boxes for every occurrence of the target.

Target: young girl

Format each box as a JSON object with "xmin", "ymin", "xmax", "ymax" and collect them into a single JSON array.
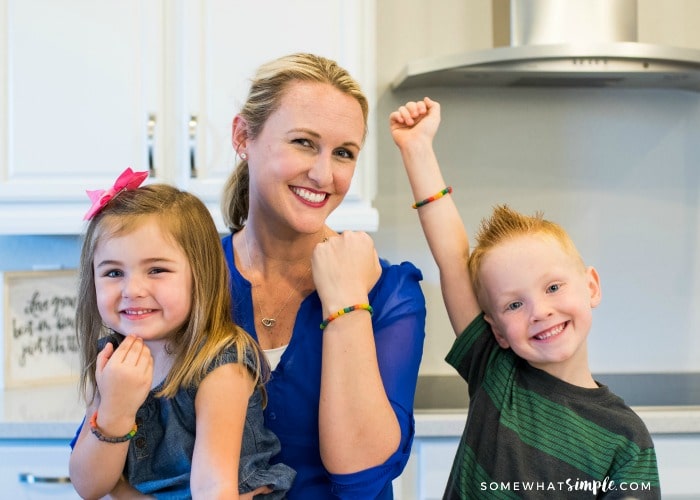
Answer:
[{"xmin": 69, "ymin": 168, "xmax": 294, "ymax": 499}]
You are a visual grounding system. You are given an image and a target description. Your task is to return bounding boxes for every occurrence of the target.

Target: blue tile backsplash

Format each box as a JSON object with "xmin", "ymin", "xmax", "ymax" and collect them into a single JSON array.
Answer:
[{"xmin": 0, "ymin": 236, "xmax": 81, "ymax": 271}]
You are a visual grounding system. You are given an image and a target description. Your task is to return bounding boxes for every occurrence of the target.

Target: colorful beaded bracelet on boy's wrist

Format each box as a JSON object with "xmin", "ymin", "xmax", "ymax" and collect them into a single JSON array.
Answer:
[
  {"xmin": 320, "ymin": 303, "xmax": 374, "ymax": 330},
  {"xmin": 89, "ymin": 410, "xmax": 138, "ymax": 443},
  {"xmin": 412, "ymin": 186, "xmax": 453, "ymax": 209}
]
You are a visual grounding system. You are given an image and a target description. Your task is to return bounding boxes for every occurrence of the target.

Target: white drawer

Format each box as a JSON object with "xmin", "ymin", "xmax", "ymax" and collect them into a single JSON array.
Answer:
[{"xmin": 0, "ymin": 440, "xmax": 78, "ymax": 499}]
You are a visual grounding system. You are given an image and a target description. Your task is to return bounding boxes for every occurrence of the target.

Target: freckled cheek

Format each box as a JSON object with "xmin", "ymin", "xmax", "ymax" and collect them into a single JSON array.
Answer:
[
  {"xmin": 95, "ymin": 295, "xmax": 115, "ymax": 326},
  {"xmin": 172, "ymin": 292, "xmax": 193, "ymax": 319},
  {"xmin": 94, "ymin": 283, "xmax": 109, "ymax": 306},
  {"xmin": 333, "ymin": 167, "xmax": 355, "ymax": 195}
]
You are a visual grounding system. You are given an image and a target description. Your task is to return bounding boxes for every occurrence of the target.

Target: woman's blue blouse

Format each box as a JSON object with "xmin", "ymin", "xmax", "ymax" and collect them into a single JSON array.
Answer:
[{"xmin": 222, "ymin": 233, "xmax": 426, "ymax": 499}]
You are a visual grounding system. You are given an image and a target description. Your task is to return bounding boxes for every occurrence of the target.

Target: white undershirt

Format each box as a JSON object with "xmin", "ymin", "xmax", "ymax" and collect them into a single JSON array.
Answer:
[{"xmin": 263, "ymin": 345, "xmax": 287, "ymax": 371}]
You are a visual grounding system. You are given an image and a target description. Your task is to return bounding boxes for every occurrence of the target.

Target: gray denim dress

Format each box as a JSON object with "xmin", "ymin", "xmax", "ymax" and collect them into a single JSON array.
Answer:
[{"xmin": 109, "ymin": 337, "xmax": 295, "ymax": 499}]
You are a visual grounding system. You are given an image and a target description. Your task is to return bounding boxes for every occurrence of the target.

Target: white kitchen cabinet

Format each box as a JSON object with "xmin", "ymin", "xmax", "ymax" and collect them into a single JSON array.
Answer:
[
  {"xmin": 0, "ymin": 439, "xmax": 78, "ymax": 499},
  {"xmin": 0, "ymin": 0, "xmax": 165, "ymax": 233},
  {"xmin": 651, "ymin": 434, "xmax": 700, "ymax": 498},
  {"xmin": 394, "ymin": 437, "xmax": 457, "ymax": 500},
  {"xmin": 0, "ymin": 0, "xmax": 377, "ymax": 234}
]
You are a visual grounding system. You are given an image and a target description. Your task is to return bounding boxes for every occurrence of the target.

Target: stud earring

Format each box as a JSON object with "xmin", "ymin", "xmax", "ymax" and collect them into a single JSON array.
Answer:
[{"xmin": 240, "ymin": 152, "xmax": 247, "ymax": 160}]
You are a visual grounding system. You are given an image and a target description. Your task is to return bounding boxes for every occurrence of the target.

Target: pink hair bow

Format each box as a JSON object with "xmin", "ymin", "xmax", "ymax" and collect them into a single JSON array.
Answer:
[{"xmin": 83, "ymin": 167, "xmax": 149, "ymax": 220}]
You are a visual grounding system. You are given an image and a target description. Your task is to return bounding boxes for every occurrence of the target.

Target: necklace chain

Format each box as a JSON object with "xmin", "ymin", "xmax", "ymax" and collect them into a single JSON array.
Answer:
[{"xmin": 243, "ymin": 230, "xmax": 311, "ymax": 329}]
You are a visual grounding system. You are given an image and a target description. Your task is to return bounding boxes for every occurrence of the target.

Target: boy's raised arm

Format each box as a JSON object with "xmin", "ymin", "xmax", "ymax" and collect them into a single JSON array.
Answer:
[{"xmin": 390, "ymin": 97, "xmax": 481, "ymax": 335}]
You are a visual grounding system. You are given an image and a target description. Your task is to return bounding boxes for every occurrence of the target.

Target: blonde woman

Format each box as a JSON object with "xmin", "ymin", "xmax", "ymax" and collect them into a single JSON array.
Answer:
[{"xmin": 221, "ymin": 53, "xmax": 426, "ymax": 498}]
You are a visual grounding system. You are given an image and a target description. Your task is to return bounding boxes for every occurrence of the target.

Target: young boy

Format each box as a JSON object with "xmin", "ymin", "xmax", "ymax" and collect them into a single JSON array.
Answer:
[{"xmin": 390, "ymin": 97, "xmax": 660, "ymax": 499}]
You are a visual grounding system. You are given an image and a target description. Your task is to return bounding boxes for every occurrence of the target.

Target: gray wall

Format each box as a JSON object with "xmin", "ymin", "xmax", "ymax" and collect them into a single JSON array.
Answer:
[{"xmin": 374, "ymin": 0, "xmax": 700, "ymax": 374}]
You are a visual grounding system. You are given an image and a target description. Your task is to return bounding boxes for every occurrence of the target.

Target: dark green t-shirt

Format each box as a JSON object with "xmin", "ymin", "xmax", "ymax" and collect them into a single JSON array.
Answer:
[{"xmin": 443, "ymin": 314, "xmax": 660, "ymax": 499}]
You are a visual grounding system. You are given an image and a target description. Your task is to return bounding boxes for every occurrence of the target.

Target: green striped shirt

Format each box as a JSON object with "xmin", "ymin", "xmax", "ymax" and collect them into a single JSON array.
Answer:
[{"xmin": 443, "ymin": 314, "xmax": 660, "ymax": 499}]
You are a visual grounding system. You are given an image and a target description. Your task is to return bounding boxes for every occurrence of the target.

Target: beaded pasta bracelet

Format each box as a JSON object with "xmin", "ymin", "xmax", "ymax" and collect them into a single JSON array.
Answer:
[
  {"xmin": 89, "ymin": 411, "xmax": 138, "ymax": 443},
  {"xmin": 412, "ymin": 186, "xmax": 453, "ymax": 209},
  {"xmin": 320, "ymin": 303, "xmax": 373, "ymax": 330}
]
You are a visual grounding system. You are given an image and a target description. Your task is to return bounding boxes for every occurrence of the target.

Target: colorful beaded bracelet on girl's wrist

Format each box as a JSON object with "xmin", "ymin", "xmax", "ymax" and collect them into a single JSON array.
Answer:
[
  {"xmin": 320, "ymin": 303, "xmax": 374, "ymax": 330},
  {"xmin": 412, "ymin": 186, "xmax": 453, "ymax": 209},
  {"xmin": 89, "ymin": 410, "xmax": 138, "ymax": 443}
]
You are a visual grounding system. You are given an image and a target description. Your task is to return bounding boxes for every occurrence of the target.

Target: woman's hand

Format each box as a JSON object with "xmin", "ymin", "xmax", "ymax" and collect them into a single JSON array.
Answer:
[{"xmin": 312, "ymin": 230, "xmax": 381, "ymax": 314}]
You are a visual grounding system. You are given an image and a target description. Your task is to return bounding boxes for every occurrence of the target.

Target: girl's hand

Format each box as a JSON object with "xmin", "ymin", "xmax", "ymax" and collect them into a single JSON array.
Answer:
[
  {"xmin": 312, "ymin": 231, "xmax": 381, "ymax": 314},
  {"xmin": 95, "ymin": 335, "xmax": 153, "ymax": 426},
  {"xmin": 104, "ymin": 475, "xmax": 156, "ymax": 499},
  {"xmin": 240, "ymin": 486, "xmax": 273, "ymax": 499},
  {"xmin": 389, "ymin": 97, "xmax": 441, "ymax": 150}
]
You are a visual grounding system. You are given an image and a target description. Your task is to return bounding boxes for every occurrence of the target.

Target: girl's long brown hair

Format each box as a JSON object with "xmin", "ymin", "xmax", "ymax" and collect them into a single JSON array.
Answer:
[{"xmin": 76, "ymin": 184, "xmax": 268, "ymax": 402}]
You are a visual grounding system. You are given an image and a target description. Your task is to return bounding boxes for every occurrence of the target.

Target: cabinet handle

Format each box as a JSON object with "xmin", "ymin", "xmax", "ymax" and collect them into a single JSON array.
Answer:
[
  {"xmin": 189, "ymin": 115, "xmax": 198, "ymax": 178},
  {"xmin": 19, "ymin": 472, "xmax": 71, "ymax": 484},
  {"xmin": 147, "ymin": 114, "xmax": 156, "ymax": 177}
]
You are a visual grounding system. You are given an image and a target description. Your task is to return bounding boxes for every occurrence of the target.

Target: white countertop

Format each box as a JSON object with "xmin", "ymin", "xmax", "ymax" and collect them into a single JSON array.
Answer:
[
  {"xmin": 1, "ymin": 383, "xmax": 699, "ymax": 440},
  {"xmin": 0, "ymin": 383, "xmax": 83, "ymax": 439},
  {"xmin": 414, "ymin": 406, "xmax": 700, "ymax": 437}
]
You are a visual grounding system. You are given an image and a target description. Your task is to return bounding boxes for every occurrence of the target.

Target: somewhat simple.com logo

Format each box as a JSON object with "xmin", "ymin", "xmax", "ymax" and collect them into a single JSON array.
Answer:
[{"xmin": 480, "ymin": 477, "xmax": 653, "ymax": 496}]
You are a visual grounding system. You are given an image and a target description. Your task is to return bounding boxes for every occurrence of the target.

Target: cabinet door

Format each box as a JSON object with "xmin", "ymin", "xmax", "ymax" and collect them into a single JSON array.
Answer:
[
  {"xmin": 653, "ymin": 434, "xmax": 700, "ymax": 498},
  {"xmin": 0, "ymin": 0, "xmax": 378, "ymax": 234},
  {"xmin": 0, "ymin": 0, "xmax": 164, "ymax": 234},
  {"xmin": 393, "ymin": 437, "xmax": 459, "ymax": 500},
  {"xmin": 0, "ymin": 440, "xmax": 79, "ymax": 499},
  {"xmin": 176, "ymin": 0, "xmax": 378, "ymax": 231}
]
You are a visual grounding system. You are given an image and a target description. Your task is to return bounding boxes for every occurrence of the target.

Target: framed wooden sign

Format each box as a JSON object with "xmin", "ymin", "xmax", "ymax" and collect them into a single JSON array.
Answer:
[{"xmin": 3, "ymin": 269, "xmax": 80, "ymax": 388}]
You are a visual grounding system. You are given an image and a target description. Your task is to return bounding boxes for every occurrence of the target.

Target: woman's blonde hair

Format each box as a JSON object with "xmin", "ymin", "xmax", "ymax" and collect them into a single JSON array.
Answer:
[
  {"xmin": 77, "ymin": 184, "xmax": 268, "ymax": 402},
  {"xmin": 221, "ymin": 52, "xmax": 369, "ymax": 232},
  {"xmin": 468, "ymin": 204, "xmax": 585, "ymax": 306}
]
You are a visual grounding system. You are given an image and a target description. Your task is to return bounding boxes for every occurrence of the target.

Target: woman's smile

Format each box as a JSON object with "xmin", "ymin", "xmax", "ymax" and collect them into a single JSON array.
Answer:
[{"xmin": 291, "ymin": 186, "xmax": 328, "ymax": 206}]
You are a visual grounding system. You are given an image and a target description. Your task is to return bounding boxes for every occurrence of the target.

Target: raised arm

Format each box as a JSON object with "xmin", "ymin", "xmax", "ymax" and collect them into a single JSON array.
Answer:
[
  {"xmin": 312, "ymin": 231, "xmax": 424, "ymax": 496},
  {"xmin": 390, "ymin": 97, "xmax": 480, "ymax": 335},
  {"xmin": 311, "ymin": 231, "xmax": 399, "ymax": 474}
]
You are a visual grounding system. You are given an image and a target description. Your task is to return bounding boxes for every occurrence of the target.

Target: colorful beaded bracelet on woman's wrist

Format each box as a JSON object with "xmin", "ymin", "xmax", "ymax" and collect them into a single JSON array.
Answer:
[{"xmin": 320, "ymin": 303, "xmax": 374, "ymax": 330}]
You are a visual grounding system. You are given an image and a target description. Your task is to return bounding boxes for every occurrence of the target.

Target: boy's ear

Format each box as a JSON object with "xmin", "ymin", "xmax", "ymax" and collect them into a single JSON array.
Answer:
[
  {"xmin": 484, "ymin": 313, "xmax": 510, "ymax": 349},
  {"xmin": 587, "ymin": 266, "xmax": 602, "ymax": 308},
  {"xmin": 231, "ymin": 115, "xmax": 248, "ymax": 153}
]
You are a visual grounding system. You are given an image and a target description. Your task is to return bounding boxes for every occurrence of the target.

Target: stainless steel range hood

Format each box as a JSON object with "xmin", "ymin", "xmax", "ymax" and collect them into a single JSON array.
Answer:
[{"xmin": 392, "ymin": 0, "xmax": 700, "ymax": 91}]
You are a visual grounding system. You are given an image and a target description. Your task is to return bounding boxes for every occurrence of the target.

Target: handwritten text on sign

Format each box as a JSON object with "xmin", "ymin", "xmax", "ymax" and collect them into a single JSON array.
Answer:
[{"xmin": 5, "ymin": 270, "xmax": 79, "ymax": 387}]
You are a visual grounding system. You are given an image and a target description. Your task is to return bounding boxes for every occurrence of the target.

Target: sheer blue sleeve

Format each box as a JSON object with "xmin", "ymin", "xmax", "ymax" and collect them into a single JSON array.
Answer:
[
  {"xmin": 69, "ymin": 417, "xmax": 85, "ymax": 449},
  {"xmin": 328, "ymin": 260, "xmax": 426, "ymax": 498}
]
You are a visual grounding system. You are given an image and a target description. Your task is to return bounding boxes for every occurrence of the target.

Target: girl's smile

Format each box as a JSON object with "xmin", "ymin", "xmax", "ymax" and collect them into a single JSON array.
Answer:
[
  {"xmin": 94, "ymin": 216, "xmax": 193, "ymax": 345},
  {"xmin": 120, "ymin": 308, "xmax": 157, "ymax": 320}
]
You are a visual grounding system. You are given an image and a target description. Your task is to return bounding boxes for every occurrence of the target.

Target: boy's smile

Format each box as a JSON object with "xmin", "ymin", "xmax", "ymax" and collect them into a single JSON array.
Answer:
[
  {"xmin": 480, "ymin": 233, "xmax": 601, "ymax": 383},
  {"xmin": 532, "ymin": 321, "xmax": 567, "ymax": 341}
]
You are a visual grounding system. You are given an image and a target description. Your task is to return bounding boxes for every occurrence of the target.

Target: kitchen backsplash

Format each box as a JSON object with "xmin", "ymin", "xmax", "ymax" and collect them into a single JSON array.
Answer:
[{"xmin": 373, "ymin": 0, "xmax": 700, "ymax": 375}]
